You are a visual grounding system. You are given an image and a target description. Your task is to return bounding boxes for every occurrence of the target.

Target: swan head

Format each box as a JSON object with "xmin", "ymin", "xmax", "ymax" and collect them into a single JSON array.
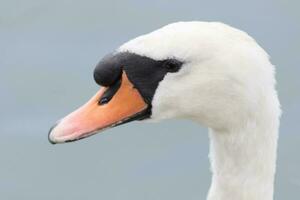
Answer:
[{"xmin": 49, "ymin": 21, "xmax": 276, "ymax": 144}]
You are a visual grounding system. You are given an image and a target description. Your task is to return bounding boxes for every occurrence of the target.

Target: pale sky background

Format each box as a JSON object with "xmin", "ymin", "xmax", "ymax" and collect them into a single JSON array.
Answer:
[{"xmin": 1, "ymin": 0, "xmax": 299, "ymax": 199}]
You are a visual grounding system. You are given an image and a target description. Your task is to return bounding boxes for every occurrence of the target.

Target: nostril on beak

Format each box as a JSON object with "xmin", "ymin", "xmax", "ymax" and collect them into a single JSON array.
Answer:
[
  {"xmin": 98, "ymin": 79, "xmax": 122, "ymax": 105},
  {"xmin": 98, "ymin": 97, "xmax": 109, "ymax": 105}
]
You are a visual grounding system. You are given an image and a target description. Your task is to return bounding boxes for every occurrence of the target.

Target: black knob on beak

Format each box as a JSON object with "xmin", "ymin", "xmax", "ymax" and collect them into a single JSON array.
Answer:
[{"xmin": 94, "ymin": 53, "xmax": 122, "ymax": 87}]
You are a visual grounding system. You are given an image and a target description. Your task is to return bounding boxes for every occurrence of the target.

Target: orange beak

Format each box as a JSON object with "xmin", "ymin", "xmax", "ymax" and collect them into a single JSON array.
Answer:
[{"xmin": 48, "ymin": 71, "xmax": 149, "ymax": 144}]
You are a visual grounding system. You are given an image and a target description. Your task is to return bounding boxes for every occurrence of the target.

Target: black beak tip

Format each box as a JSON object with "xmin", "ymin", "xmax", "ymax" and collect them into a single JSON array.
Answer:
[{"xmin": 48, "ymin": 122, "xmax": 59, "ymax": 145}]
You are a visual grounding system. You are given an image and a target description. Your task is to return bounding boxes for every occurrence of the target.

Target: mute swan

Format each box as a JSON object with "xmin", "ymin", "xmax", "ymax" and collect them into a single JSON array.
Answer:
[{"xmin": 48, "ymin": 21, "xmax": 281, "ymax": 200}]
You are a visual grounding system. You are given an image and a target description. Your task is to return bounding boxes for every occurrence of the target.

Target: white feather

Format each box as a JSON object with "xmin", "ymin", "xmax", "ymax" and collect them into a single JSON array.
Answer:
[{"xmin": 119, "ymin": 21, "xmax": 281, "ymax": 200}]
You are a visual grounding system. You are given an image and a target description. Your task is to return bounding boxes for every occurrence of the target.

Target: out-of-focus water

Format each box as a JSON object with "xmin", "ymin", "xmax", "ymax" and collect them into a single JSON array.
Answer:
[{"xmin": 1, "ymin": 0, "xmax": 299, "ymax": 199}]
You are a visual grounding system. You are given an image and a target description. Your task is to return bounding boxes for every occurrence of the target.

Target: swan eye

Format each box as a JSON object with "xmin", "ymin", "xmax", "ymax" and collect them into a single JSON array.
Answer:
[{"xmin": 163, "ymin": 59, "xmax": 182, "ymax": 73}]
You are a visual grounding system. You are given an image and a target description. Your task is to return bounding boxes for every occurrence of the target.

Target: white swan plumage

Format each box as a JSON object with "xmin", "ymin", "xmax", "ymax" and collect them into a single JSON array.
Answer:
[{"xmin": 49, "ymin": 21, "xmax": 281, "ymax": 200}]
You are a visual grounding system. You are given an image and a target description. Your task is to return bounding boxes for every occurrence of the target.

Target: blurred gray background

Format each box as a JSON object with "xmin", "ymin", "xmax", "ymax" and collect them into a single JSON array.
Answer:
[{"xmin": 1, "ymin": 0, "xmax": 299, "ymax": 199}]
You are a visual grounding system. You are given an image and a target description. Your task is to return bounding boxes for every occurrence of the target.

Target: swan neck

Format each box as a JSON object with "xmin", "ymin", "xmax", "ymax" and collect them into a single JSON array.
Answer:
[{"xmin": 207, "ymin": 116, "xmax": 279, "ymax": 200}]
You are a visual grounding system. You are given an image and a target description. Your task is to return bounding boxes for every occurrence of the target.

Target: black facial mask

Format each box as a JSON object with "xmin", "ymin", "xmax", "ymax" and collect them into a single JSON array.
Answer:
[{"xmin": 94, "ymin": 52, "xmax": 183, "ymax": 106}]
